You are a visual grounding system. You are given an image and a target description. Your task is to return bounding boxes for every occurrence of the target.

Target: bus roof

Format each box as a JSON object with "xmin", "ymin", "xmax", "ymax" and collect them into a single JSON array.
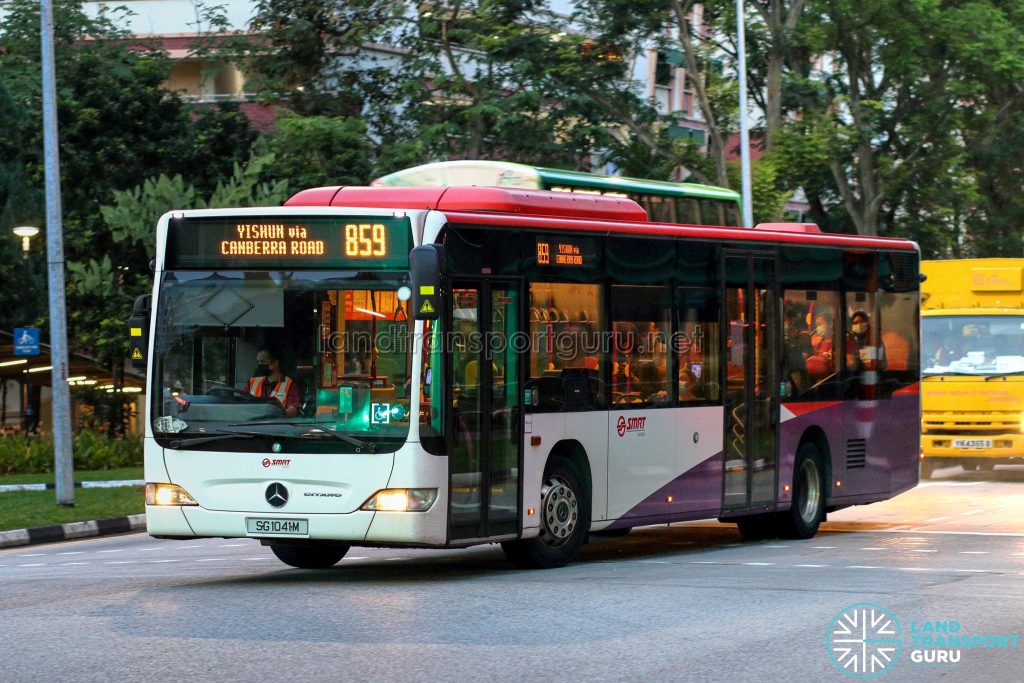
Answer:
[
  {"xmin": 370, "ymin": 159, "xmax": 740, "ymax": 201},
  {"xmin": 284, "ymin": 186, "xmax": 917, "ymax": 251}
]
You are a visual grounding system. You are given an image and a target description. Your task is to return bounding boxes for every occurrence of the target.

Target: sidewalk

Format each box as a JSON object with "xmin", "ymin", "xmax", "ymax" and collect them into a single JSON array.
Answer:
[{"xmin": 0, "ymin": 513, "xmax": 146, "ymax": 549}]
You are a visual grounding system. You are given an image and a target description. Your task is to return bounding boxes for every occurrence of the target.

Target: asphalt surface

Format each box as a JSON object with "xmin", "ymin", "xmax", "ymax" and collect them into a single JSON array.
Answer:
[{"xmin": 3, "ymin": 463, "xmax": 1023, "ymax": 682}]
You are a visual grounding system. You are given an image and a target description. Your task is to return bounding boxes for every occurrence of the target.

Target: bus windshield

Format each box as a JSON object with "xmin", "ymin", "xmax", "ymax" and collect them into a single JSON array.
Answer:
[
  {"xmin": 922, "ymin": 315, "xmax": 1024, "ymax": 376},
  {"xmin": 151, "ymin": 270, "xmax": 413, "ymax": 451}
]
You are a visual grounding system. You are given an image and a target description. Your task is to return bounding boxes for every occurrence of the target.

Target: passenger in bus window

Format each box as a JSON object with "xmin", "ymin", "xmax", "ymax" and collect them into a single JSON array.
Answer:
[
  {"xmin": 806, "ymin": 311, "xmax": 836, "ymax": 381},
  {"xmin": 783, "ymin": 303, "xmax": 810, "ymax": 396},
  {"xmin": 846, "ymin": 310, "xmax": 885, "ymax": 372}
]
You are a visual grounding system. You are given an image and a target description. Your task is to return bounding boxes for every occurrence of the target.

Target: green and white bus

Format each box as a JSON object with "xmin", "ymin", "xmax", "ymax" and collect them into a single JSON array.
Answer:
[{"xmin": 372, "ymin": 160, "xmax": 742, "ymax": 227}]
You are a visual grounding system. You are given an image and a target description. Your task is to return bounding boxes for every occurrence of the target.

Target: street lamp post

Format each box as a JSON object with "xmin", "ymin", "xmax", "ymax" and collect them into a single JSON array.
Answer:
[{"xmin": 13, "ymin": 226, "xmax": 40, "ymax": 259}]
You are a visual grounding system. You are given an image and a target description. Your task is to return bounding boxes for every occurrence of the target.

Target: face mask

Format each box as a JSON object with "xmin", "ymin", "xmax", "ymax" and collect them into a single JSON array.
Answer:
[
  {"xmin": 254, "ymin": 364, "xmax": 271, "ymax": 378},
  {"xmin": 815, "ymin": 325, "xmax": 827, "ymax": 337},
  {"xmin": 852, "ymin": 323, "xmax": 866, "ymax": 334}
]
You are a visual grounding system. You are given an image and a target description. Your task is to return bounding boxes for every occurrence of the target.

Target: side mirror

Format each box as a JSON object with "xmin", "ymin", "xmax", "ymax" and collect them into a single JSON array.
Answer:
[
  {"xmin": 409, "ymin": 245, "xmax": 444, "ymax": 321},
  {"xmin": 128, "ymin": 294, "xmax": 151, "ymax": 370}
]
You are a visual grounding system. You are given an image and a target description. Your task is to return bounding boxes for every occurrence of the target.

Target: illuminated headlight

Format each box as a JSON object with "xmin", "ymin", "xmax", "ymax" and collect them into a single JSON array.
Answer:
[
  {"xmin": 361, "ymin": 488, "xmax": 437, "ymax": 512},
  {"xmin": 145, "ymin": 483, "xmax": 198, "ymax": 506}
]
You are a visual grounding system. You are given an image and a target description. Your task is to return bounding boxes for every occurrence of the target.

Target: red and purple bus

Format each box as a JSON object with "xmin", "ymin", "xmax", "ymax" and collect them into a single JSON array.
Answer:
[{"xmin": 140, "ymin": 187, "xmax": 921, "ymax": 569}]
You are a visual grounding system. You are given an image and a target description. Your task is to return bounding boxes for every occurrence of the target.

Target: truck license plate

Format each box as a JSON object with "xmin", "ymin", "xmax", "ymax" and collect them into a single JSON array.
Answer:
[{"xmin": 952, "ymin": 439, "xmax": 992, "ymax": 449}]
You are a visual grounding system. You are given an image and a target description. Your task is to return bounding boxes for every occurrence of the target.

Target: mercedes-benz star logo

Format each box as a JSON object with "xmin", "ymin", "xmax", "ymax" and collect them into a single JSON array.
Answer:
[{"xmin": 265, "ymin": 482, "xmax": 288, "ymax": 508}]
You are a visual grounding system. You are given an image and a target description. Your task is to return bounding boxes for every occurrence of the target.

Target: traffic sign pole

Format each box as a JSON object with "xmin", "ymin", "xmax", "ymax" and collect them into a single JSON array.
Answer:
[{"xmin": 41, "ymin": 0, "xmax": 75, "ymax": 506}]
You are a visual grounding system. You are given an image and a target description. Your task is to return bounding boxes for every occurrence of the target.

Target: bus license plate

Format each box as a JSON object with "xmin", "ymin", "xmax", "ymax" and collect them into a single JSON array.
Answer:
[
  {"xmin": 246, "ymin": 518, "xmax": 308, "ymax": 535},
  {"xmin": 952, "ymin": 439, "xmax": 992, "ymax": 450}
]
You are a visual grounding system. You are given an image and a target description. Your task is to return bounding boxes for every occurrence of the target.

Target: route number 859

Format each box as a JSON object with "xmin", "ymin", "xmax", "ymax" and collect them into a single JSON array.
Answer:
[{"xmin": 344, "ymin": 223, "xmax": 387, "ymax": 257}]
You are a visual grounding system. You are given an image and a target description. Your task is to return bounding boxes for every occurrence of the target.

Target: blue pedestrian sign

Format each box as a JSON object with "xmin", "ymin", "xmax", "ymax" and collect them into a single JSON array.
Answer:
[{"xmin": 14, "ymin": 327, "xmax": 40, "ymax": 356}]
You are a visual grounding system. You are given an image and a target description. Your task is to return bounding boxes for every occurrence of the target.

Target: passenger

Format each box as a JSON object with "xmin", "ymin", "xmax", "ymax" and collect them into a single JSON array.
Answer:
[
  {"xmin": 246, "ymin": 347, "xmax": 301, "ymax": 417},
  {"xmin": 783, "ymin": 303, "xmax": 810, "ymax": 396}
]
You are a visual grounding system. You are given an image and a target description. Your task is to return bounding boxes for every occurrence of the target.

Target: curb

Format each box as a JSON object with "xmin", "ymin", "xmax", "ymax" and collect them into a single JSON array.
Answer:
[
  {"xmin": 0, "ymin": 514, "xmax": 146, "ymax": 549},
  {"xmin": 0, "ymin": 480, "xmax": 145, "ymax": 493}
]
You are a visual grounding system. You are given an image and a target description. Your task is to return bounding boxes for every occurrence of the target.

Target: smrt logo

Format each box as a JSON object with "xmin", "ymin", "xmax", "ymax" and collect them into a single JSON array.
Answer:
[
  {"xmin": 261, "ymin": 458, "xmax": 291, "ymax": 468},
  {"xmin": 616, "ymin": 415, "xmax": 647, "ymax": 437}
]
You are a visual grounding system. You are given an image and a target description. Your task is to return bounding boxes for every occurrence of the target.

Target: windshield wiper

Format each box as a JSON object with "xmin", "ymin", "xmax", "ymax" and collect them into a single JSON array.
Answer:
[
  {"xmin": 168, "ymin": 430, "xmax": 258, "ymax": 449},
  {"xmin": 985, "ymin": 371, "xmax": 1024, "ymax": 381},
  {"xmin": 227, "ymin": 421, "xmax": 379, "ymax": 453}
]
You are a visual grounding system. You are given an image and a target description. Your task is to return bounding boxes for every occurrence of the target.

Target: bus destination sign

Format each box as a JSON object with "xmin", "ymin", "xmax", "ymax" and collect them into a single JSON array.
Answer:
[
  {"xmin": 536, "ymin": 237, "xmax": 588, "ymax": 267},
  {"xmin": 167, "ymin": 215, "xmax": 411, "ymax": 269}
]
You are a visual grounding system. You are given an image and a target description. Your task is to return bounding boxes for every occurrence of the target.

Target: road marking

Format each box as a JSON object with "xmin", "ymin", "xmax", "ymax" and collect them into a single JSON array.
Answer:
[
  {"xmin": 812, "ymin": 546, "xmax": 837, "ymax": 549},
  {"xmin": 18, "ymin": 553, "xmax": 45, "ymax": 557},
  {"xmin": 639, "ymin": 560, "xmax": 670, "ymax": 564},
  {"xmin": 955, "ymin": 569, "xmax": 993, "ymax": 573},
  {"xmin": 763, "ymin": 545, "xmax": 789, "ymax": 548},
  {"xmin": 104, "ymin": 561, "xmax": 136, "ymax": 565},
  {"xmin": 691, "ymin": 560, "xmax": 719, "ymax": 564},
  {"xmin": 241, "ymin": 557, "xmax": 270, "ymax": 561},
  {"xmin": 219, "ymin": 543, "xmax": 247, "ymax": 547},
  {"xmin": 138, "ymin": 547, "xmax": 167, "ymax": 552},
  {"xmin": 384, "ymin": 557, "xmax": 408, "ymax": 561},
  {"xmin": 860, "ymin": 547, "xmax": 886, "ymax": 551},
  {"xmin": 60, "ymin": 562, "xmax": 88, "ymax": 566},
  {"xmin": 196, "ymin": 558, "xmax": 225, "ymax": 562},
  {"xmin": 57, "ymin": 551, "xmax": 84, "ymax": 555},
  {"xmin": 960, "ymin": 551, "xmax": 990, "ymax": 555},
  {"xmin": 961, "ymin": 509, "xmax": 986, "ymax": 516},
  {"xmin": 897, "ymin": 567, "xmax": 932, "ymax": 572},
  {"xmin": 176, "ymin": 545, "xmax": 203, "ymax": 549},
  {"xmin": 846, "ymin": 565, "xmax": 882, "ymax": 569},
  {"xmin": 925, "ymin": 517, "xmax": 949, "ymax": 523},
  {"xmin": 150, "ymin": 559, "xmax": 180, "ymax": 563},
  {"xmin": 894, "ymin": 529, "xmax": 1024, "ymax": 537},
  {"xmin": 910, "ymin": 549, "xmax": 938, "ymax": 553},
  {"xmin": 343, "ymin": 556, "xmax": 368, "ymax": 561},
  {"xmin": 795, "ymin": 564, "xmax": 828, "ymax": 568},
  {"xmin": 98, "ymin": 549, "xmax": 125, "ymax": 554},
  {"xmin": 744, "ymin": 562, "xmax": 774, "ymax": 566},
  {"xmin": 18, "ymin": 563, "xmax": 45, "ymax": 567}
]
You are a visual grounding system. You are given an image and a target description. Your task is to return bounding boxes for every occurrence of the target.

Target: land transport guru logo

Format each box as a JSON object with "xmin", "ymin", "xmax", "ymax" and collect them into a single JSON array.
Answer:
[
  {"xmin": 616, "ymin": 415, "xmax": 647, "ymax": 437},
  {"xmin": 827, "ymin": 602, "xmax": 1020, "ymax": 677}
]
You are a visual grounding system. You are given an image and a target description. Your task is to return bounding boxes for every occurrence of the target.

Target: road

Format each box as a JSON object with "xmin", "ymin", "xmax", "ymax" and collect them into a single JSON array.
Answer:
[{"xmin": 3, "ymin": 464, "xmax": 1023, "ymax": 682}]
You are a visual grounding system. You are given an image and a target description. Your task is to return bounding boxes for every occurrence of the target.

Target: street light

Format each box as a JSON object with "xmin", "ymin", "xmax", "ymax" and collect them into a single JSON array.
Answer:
[{"xmin": 13, "ymin": 225, "xmax": 40, "ymax": 259}]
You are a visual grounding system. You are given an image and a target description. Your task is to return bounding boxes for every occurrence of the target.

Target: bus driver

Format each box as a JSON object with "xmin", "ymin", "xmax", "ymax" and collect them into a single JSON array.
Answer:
[{"xmin": 246, "ymin": 347, "xmax": 301, "ymax": 417}]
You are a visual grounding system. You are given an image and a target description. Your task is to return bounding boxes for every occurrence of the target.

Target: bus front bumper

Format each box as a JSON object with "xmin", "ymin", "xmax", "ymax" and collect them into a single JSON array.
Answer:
[{"xmin": 145, "ymin": 499, "xmax": 449, "ymax": 546}]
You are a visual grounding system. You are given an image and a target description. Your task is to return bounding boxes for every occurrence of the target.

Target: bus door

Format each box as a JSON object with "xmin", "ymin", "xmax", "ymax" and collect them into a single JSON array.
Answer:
[
  {"xmin": 722, "ymin": 252, "xmax": 780, "ymax": 511},
  {"xmin": 448, "ymin": 281, "xmax": 523, "ymax": 541}
]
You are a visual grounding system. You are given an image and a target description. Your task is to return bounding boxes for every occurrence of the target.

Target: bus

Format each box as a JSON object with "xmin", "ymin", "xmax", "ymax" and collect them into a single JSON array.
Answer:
[
  {"xmin": 371, "ymin": 159, "xmax": 743, "ymax": 227},
  {"xmin": 138, "ymin": 186, "xmax": 921, "ymax": 570},
  {"xmin": 920, "ymin": 259, "xmax": 1024, "ymax": 477}
]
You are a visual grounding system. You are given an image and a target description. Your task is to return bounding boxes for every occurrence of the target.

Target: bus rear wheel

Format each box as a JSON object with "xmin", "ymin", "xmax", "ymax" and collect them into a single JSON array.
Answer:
[
  {"xmin": 502, "ymin": 457, "xmax": 590, "ymax": 569},
  {"xmin": 269, "ymin": 542, "xmax": 350, "ymax": 569},
  {"xmin": 779, "ymin": 443, "xmax": 825, "ymax": 539}
]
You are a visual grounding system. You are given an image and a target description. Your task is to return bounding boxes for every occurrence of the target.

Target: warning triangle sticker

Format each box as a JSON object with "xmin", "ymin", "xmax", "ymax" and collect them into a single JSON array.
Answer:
[
  {"xmin": 419, "ymin": 299, "xmax": 435, "ymax": 314},
  {"xmin": 131, "ymin": 347, "xmax": 144, "ymax": 360}
]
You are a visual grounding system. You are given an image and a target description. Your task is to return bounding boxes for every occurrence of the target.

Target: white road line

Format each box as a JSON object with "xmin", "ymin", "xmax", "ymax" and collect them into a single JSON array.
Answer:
[
  {"xmin": 138, "ymin": 547, "xmax": 166, "ymax": 552},
  {"xmin": 893, "ymin": 529, "xmax": 1024, "ymax": 537},
  {"xmin": 795, "ymin": 564, "xmax": 828, "ymax": 568},
  {"xmin": 343, "ymin": 556, "xmax": 368, "ymax": 561},
  {"xmin": 910, "ymin": 549, "xmax": 938, "ymax": 553},
  {"xmin": 98, "ymin": 549, "xmax": 126, "ymax": 554},
  {"xmin": 955, "ymin": 569, "xmax": 993, "ymax": 573},
  {"xmin": 960, "ymin": 551, "xmax": 990, "ymax": 555},
  {"xmin": 104, "ymin": 561, "xmax": 136, "ymax": 565},
  {"xmin": 18, "ymin": 563, "xmax": 45, "ymax": 567},
  {"xmin": 744, "ymin": 562, "xmax": 774, "ymax": 566},
  {"xmin": 60, "ymin": 562, "xmax": 88, "ymax": 566},
  {"xmin": 196, "ymin": 558, "xmax": 225, "ymax": 562},
  {"xmin": 384, "ymin": 557, "xmax": 408, "ymax": 561},
  {"xmin": 860, "ymin": 547, "xmax": 886, "ymax": 551},
  {"xmin": 150, "ymin": 559, "xmax": 180, "ymax": 563},
  {"xmin": 219, "ymin": 543, "xmax": 246, "ymax": 547},
  {"xmin": 18, "ymin": 553, "xmax": 45, "ymax": 557},
  {"xmin": 812, "ymin": 546, "xmax": 837, "ymax": 549},
  {"xmin": 961, "ymin": 510, "xmax": 986, "ymax": 516},
  {"xmin": 57, "ymin": 551, "xmax": 84, "ymax": 555},
  {"xmin": 763, "ymin": 545, "xmax": 790, "ymax": 548},
  {"xmin": 897, "ymin": 567, "xmax": 932, "ymax": 572},
  {"xmin": 691, "ymin": 561, "xmax": 719, "ymax": 564},
  {"xmin": 924, "ymin": 517, "xmax": 949, "ymax": 523},
  {"xmin": 176, "ymin": 545, "xmax": 203, "ymax": 549},
  {"xmin": 846, "ymin": 565, "xmax": 882, "ymax": 569},
  {"xmin": 241, "ymin": 557, "xmax": 270, "ymax": 561}
]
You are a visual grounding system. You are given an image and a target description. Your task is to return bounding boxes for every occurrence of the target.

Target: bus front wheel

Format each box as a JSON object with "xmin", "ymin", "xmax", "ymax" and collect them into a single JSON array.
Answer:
[
  {"xmin": 269, "ymin": 542, "xmax": 349, "ymax": 569},
  {"xmin": 779, "ymin": 443, "xmax": 825, "ymax": 539},
  {"xmin": 502, "ymin": 457, "xmax": 590, "ymax": 569}
]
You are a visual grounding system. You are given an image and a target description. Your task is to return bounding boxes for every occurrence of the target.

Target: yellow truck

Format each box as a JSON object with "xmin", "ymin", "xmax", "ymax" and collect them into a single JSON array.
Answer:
[{"xmin": 920, "ymin": 259, "xmax": 1024, "ymax": 477}]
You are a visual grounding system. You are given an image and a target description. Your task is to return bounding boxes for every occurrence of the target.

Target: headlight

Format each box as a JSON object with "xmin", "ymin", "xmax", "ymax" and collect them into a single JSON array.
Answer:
[
  {"xmin": 145, "ymin": 483, "xmax": 198, "ymax": 506},
  {"xmin": 361, "ymin": 488, "xmax": 437, "ymax": 512}
]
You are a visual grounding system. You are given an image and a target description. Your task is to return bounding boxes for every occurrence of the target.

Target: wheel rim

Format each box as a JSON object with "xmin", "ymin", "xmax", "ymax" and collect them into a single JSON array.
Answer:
[
  {"xmin": 798, "ymin": 459, "xmax": 821, "ymax": 524},
  {"xmin": 539, "ymin": 475, "xmax": 579, "ymax": 547}
]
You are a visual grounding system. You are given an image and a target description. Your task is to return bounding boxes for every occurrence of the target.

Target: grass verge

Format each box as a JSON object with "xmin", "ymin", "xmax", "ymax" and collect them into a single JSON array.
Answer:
[
  {"xmin": 0, "ymin": 467, "xmax": 144, "ymax": 486},
  {"xmin": 0, "ymin": 486, "xmax": 144, "ymax": 530}
]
